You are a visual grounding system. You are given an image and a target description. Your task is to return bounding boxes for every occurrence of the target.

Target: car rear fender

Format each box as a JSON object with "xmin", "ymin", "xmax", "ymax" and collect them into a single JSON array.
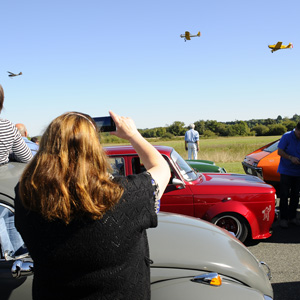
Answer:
[{"xmin": 203, "ymin": 201, "xmax": 259, "ymax": 239}]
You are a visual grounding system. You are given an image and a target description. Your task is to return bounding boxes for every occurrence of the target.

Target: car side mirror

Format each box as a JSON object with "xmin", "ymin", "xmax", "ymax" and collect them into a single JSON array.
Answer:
[{"xmin": 172, "ymin": 178, "xmax": 185, "ymax": 188}]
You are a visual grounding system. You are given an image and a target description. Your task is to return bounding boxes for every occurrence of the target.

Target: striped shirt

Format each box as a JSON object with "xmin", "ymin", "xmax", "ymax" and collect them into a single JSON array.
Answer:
[{"xmin": 0, "ymin": 119, "xmax": 33, "ymax": 165}]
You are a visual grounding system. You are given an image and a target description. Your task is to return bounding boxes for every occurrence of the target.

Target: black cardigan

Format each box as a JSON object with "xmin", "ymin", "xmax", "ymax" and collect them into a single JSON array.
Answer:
[{"xmin": 15, "ymin": 173, "xmax": 158, "ymax": 300}]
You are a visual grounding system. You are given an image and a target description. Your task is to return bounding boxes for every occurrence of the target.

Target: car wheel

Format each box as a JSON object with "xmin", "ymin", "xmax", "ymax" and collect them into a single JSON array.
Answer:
[{"xmin": 212, "ymin": 213, "xmax": 249, "ymax": 243}]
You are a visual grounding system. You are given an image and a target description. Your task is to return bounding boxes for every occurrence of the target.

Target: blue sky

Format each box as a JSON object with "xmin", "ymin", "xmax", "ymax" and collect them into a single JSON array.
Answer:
[{"xmin": 1, "ymin": 0, "xmax": 299, "ymax": 136}]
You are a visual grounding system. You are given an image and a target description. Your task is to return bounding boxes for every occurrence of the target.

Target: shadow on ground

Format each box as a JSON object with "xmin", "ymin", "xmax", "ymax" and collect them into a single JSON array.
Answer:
[
  {"xmin": 272, "ymin": 282, "xmax": 300, "ymax": 300},
  {"xmin": 263, "ymin": 219, "xmax": 300, "ymax": 244}
]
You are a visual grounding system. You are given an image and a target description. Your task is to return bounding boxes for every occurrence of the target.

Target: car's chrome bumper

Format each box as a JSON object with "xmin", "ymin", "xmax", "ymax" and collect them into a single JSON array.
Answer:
[{"xmin": 242, "ymin": 162, "xmax": 263, "ymax": 180}]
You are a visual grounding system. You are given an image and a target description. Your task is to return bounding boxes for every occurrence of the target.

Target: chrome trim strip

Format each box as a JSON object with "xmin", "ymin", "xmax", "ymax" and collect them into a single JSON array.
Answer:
[{"xmin": 260, "ymin": 261, "xmax": 272, "ymax": 280}]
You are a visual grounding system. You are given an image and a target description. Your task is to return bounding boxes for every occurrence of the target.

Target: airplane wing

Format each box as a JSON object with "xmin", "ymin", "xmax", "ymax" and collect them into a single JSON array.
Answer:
[
  {"xmin": 274, "ymin": 41, "xmax": 282, "ymax": 49},
  {"xmin": 7, "ymin": 71, "xmax": 14, "ymax": 75},
  {"xmin": 185, "ymin": 31, "xmax": 191, "ymax": 40}
]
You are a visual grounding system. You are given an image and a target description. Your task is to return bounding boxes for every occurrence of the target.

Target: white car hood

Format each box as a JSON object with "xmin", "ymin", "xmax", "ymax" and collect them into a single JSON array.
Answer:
[{"xmin": 148, "ymin": 213, "xmax": 272, "ymax": 296}]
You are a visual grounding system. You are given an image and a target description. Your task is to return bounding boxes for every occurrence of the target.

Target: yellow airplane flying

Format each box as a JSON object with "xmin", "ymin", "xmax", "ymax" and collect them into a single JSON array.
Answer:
[
  {"xmin": 180, "ymin": 31, "xmax": 201, "ymax": 42},
  {"xmin": 268, "ymin": 42, "xmax": 293, "ymax": 53}
]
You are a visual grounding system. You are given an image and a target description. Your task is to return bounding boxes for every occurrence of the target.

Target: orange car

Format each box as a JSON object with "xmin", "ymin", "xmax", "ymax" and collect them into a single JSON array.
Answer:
[{"xmin": 242, "ymin": 140, "xmax": 280, "ymax": 189}]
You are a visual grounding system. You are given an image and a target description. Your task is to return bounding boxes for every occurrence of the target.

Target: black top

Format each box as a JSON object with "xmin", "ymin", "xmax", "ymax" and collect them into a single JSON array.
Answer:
[{"xmin": 14, "ymin": 173, "xmax": 158, "ymax": 300}]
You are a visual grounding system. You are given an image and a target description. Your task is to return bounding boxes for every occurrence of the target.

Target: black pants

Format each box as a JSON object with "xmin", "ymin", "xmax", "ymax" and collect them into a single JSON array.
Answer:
[{"xmin": 279, "ymin": 174, "xmax": 300, "ymax": 220}]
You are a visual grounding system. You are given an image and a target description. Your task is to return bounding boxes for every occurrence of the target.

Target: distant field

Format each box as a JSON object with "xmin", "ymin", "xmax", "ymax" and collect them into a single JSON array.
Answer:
[{"xmin": 103, "ymin": 135, "xmax": 280, "ymax": 174}]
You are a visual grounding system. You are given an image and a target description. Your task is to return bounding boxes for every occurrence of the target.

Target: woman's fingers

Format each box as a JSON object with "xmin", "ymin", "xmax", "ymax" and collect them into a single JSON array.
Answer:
[{"xmin": 109, "ymin": 111, "xmax": 138, "ymax": 140}]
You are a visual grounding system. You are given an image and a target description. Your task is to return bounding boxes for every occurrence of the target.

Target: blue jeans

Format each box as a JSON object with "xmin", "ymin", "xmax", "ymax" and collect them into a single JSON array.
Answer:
[
  {"xmin": 0, "ymin": 207, "xmax": 25, "ymax": 256},
  {"xmin": 279, "ymin": 174, "xmax": 300, "ymax": 220}
]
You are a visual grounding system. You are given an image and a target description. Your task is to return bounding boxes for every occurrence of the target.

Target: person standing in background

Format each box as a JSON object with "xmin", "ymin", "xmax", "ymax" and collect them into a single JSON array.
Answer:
[
  {"xmin": 0, "ymin": 84, "xmax": 32, "ymax": 165},
  {"xmin": 185, "ymin": 123, "xmax": 199, "ymax": 160},
  {"xmin": 277, "ymin": 121, "xmax": 300, "ymax": 228},
  {"xmin": 15, "ymin": 123, "xmax": 39, "ymax": 156},
  {"xmin": 31, "ymin": 137, "xmax": 39, "ymax": 145}
]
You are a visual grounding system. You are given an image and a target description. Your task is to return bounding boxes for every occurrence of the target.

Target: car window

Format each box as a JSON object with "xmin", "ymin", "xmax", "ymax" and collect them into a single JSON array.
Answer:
[
  {"xmin": 0, "ymin": 204, "xmax": 27, "ymax": 259},
  {"xmin": 264, "ymin": 140, "xmax": 279, "ymax": 153},
  {"xmin": 132, "ymin": 156, "xmax": 178, "ymax": 186},
  {"xmin": 131, "ymin": 157, "xmax": 146, "ymax": 174},
  {"xmin": 108, "ymin": 157, "xmax": 125, "ymax": 176},
  {"xmin": 170, "ymin": 150, "xmax": 198, "ymax": 181}
]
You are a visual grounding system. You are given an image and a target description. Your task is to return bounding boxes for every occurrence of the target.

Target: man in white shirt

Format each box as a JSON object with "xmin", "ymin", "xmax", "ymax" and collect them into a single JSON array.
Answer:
[{"xmin": 185, "ymin": 124, "xmax": 199, "ymax": 160}]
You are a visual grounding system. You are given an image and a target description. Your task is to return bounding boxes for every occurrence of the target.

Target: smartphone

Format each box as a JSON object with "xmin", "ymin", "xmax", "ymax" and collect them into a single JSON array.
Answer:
[{"xmin": 93, "ymin": 116, "xmax": 116, "ymax": 132}]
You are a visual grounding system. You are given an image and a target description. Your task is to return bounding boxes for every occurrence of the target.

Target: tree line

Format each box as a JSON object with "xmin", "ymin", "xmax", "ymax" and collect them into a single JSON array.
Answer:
[{"xmin": 138, "ymin": 114, "xmax": 300, "ymax": 139}]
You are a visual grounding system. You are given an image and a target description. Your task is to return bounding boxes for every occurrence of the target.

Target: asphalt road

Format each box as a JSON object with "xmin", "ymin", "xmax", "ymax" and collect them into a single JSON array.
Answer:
[{"xmin": 246, "ymin": 203, "xmax": 300, "ymax": 300}]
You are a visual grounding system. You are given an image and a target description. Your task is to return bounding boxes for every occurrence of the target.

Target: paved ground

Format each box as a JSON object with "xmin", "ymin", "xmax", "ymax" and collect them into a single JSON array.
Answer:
[{"xmin": 246, "ymin": 205, "xmax": 300, "ymax": 300}]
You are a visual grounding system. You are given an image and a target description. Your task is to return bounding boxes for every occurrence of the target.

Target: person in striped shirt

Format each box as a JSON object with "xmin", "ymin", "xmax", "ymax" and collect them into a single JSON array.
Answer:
[{"xmin": 0, "ymin": 84, "xmax": 32, "ymax": 165}]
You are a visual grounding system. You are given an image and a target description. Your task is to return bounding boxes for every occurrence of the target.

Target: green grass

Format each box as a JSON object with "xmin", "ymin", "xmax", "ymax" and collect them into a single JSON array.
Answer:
[
  {"xmin": 219, "ymin": 162, "xmax": 244, "ymax": 174},
  {"xmin": 103, "ymin": 135, "xmax": 281, "ymax": 174}
]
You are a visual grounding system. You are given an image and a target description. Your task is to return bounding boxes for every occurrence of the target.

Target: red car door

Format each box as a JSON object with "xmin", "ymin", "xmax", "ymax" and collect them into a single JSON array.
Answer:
[
  {"xmin": 160, "ymin": 183, "xmax": 194, "ymax": 217},
  {"xmin": 128, "ymin": 155, "xmax": 195, "ymax": 217}
]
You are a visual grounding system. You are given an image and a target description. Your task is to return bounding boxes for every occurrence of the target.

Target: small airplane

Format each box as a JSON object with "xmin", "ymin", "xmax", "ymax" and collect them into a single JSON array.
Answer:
[
  {"xmin": 7, "ymin": 71, "xmax": 23, "ymax": 77},
  {"xmin": 268, "ymin": 42, "xmax": 293, "ymax": 53},
  {"xmin": 180, "ymin": 31, "xmax": 201, "ymax": 42}
]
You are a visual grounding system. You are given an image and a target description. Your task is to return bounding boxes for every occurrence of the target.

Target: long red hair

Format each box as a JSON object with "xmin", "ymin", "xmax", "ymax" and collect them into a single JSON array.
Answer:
[{"xmin": 19, "ymin": 112, "xmax": 123, "ymax": 224}]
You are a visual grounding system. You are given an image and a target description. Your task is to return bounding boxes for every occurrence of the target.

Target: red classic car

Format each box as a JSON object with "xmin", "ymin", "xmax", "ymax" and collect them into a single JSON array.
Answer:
[
  {"xmin": 242, "ymin": 140, "xmax": 280, "ymax": 190},
  {"xmin": 105, "ymin": 145, "xmax": 276, "ymax": 243}
]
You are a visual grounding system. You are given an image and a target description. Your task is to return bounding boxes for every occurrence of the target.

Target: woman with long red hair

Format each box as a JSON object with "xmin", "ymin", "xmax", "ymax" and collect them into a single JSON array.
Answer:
[{"xmin": 15, "ymin": 110, "xmax": 170, "ymax": 300}]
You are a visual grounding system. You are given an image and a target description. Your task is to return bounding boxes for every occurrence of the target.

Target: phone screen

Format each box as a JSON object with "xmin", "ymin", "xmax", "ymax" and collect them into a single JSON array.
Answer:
[{"xmin": 93, "ymin": 116, "xmax": 116, "ymax": 132}]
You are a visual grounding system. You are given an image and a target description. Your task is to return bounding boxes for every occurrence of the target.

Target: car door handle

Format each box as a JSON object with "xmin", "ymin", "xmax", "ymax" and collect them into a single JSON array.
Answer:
[{"xmin": 222, "ymin": 197, "xmax": 232, "ymax": 202}]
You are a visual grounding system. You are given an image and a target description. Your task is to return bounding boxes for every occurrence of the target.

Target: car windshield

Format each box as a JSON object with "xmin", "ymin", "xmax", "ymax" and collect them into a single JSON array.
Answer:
[
  {"xmin": 170, "ymin": 150, "xmax": 198, "ymax": 181},
  {"xmin": 264, "ymin": 140, "xmax": 279, "ymax": 153}
]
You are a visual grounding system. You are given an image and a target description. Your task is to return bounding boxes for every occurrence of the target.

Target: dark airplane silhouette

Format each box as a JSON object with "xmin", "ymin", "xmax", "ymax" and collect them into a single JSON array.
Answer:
[{"xmin": 7, "ymin": 71, "xmax": 22, "ymax": 77}]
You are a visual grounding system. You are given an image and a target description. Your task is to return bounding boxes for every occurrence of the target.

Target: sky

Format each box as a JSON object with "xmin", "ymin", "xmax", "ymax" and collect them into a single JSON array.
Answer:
[{"xmin": 1, "ymin": 0, "xmax": 299, "ymax": 136}]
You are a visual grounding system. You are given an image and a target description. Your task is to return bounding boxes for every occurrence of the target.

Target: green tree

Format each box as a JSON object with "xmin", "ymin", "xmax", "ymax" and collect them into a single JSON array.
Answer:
[
  {"xmin": 251, "ymin": 124, "xmax": 269, "ymax": 136},
  {"xmin": 216, "ymin": 123, "xmax": 230, "ymax": 136},
  {"xmin": 267, "ymin": 124, "xmax": 287, "ymax": 136},
  {"xmin": 194, "ymin": 120, "xmax": 206, "ymax": 135},
  {"xmin": 264, "ymin": 118, "xmax": 276, "ymax": 125},
  {"xmin": 292, "ymin": 114, "xmax": 300, "ymax": 122},
  {"xmin": 161, "ymin": 132, "xmax": 174, "ymax": 140},
  {"xmin": 226, "ymin": 126, "xmax": 236, "ymax": 136},
  {"xmin": 166, "ymin": 121, "xmax": 186, "ymax": 136},
  {"xmin": 203, "ymin": 129, "xmax": 216, "ymax": 138},
  {"xmin": 140, "ymin": 128, "xmax": 154, "ymax": 138},
  {"xmin": 156, "ymin": 127, "xmax": 166, "ymax": 137},
  {"xmin": 282, "ymin": 120, "xmax": 296, "ymax": 131},
  {"xmin": 205, "ymin": 120, "xmax": 219, "ymax": 133},
  {"xmin": 232, "ymin": 121, "xmax": 251, "ymax": 136}
]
